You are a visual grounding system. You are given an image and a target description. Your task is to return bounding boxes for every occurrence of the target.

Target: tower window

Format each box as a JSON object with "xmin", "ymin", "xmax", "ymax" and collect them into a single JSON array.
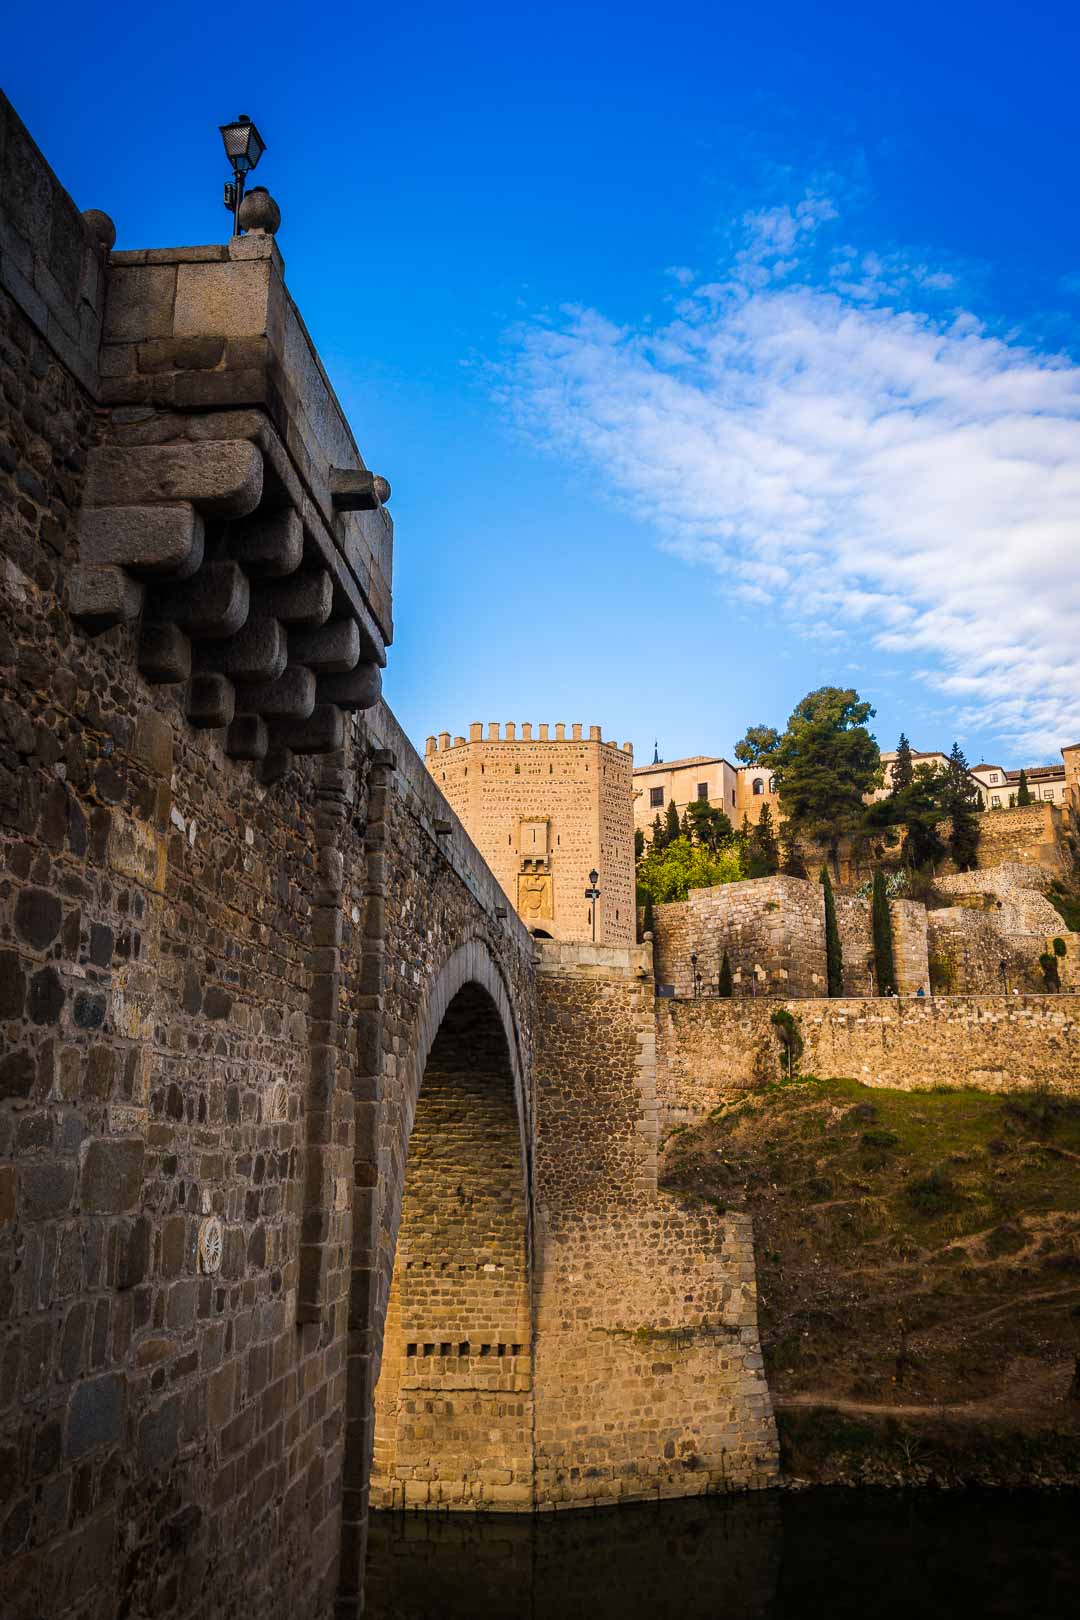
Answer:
[{"xmin": 752, "ymin": 778, "xmax": 764, "ymax": 795}]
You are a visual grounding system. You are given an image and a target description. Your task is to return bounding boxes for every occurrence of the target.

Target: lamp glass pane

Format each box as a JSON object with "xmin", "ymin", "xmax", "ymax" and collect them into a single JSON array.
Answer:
[
  {"xmin": 246, "ymin": 129, "xmax": 265, "ymax": 168},
  {"xmin": 221, "ymin": 124, "xmax": 250, "ymax": 160}
]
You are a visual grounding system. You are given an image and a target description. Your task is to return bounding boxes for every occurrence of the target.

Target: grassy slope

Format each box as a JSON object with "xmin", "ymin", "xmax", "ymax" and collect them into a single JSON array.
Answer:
[{"xmin": 661, "ymin": 1077, "xmax": 1080, "ymax": 1484}]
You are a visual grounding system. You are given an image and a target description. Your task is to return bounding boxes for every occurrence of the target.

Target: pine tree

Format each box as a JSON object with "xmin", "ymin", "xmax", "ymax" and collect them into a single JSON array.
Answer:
[
  {"xmin": 820, "ymin": 865, "xmax": 844, "ymax": 996},
  {"xmin": 718, "ymin": 950, "xmax": 733, "ymax": 996},
  {"xmin": 1016, "ymin": 769, "xmax": 1033, "ymax": 806},
  {"xmin": 748, "ymin": 802, "xmax": 781, "ymax": 877},
  {"xmin": 943, "ymin": 742, "xmax": 981, "ymax": 871},
  {"xmin": 664, "ymin": 799, "xmax": 681, "ymax": 846},
  {"xmin": 891, "ymin": 733, "xmax": 914, "ymax": 795},
  {"xmin": 872, "ymin": 869, "xmax": 896, "ymax": 994}
]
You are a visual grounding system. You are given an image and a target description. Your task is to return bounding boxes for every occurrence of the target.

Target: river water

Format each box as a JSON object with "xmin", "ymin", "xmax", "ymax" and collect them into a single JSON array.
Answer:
[{"xmin": 366, "ymin": 1491, "xmax": 1079, "ymax": 1619}]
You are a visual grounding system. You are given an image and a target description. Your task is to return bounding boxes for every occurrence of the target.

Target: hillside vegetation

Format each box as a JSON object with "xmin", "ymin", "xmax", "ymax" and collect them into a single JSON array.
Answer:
[{"xmin": 661, "ymin": 1075, "xmax": 1080, "ymax": 1485}]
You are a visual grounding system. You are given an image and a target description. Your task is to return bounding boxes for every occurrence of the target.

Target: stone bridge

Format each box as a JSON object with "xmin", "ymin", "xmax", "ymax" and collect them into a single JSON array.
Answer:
[{"xmin": 0, "ymin": 93, "xmax": 776, "ymax": 1620}]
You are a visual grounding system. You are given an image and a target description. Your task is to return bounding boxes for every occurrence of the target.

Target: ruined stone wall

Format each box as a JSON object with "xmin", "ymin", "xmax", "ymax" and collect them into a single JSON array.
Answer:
[
  {"xmin": 656, "ymin": 880, "xmax": 927, "ymax": 999},
  {"xmin": 656, "ymin": 995, "xmax": 1080, "ymax": 1124},
  {"xmin": 976, "ymin": 803, "xmax": 1067, "ymax": 874},
  {"xmin": 531, "ymin": 943, "xmax": 778, "ymax": 1505},
  {"xmin": 654, "ymin": 877, "xmax": 827, "ymax": 998},
  {"xmin": 427, "ymin": 725, "xmax": 635, "ymax": 946}
]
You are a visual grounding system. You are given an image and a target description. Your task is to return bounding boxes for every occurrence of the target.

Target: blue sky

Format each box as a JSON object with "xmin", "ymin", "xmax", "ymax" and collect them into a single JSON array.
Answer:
[{"xmin": 6, "ymin": 0, "xmax": 1080, "ymax": 767}]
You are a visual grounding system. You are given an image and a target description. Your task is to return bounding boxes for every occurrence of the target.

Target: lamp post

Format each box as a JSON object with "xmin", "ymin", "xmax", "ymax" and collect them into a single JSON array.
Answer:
[
  {"xmin": 691, "ymin": 953, "xmax": 700, "ymax": 998},
  {"xmin": 585, "ymin": 869, "xmax": 600, "ymax": 943},
  {"xmin": 219, "ymin": 114, "xmax": 267, "ymax": 238}
]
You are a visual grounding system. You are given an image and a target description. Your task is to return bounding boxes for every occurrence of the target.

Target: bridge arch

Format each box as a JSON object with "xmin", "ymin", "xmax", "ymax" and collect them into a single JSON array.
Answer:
[{"xmin": 367, "ymin": 937, "xmax": 535, "ymax": 1514}]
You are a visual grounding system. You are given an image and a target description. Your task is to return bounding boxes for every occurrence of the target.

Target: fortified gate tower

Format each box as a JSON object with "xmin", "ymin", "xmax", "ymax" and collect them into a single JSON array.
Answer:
[{"xmin": 425, "ymin": 722, "xmax": 635, "ymax": 944}]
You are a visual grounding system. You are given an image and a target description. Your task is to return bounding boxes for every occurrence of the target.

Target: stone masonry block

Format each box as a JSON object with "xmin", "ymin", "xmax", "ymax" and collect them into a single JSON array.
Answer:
[
  {"xmin": 173, "ymin": 259, "xmax": 273, "ymax": 339},
  {"xmin": 225, "ymin": 714, "xmax": 269, "ymax": 760},
  {"xmin": 242, "ymin": 664, "xmax": 316, "ymax": 719},
  {"xmin": 317, "ymin": 663, "xmax": 382, "ymax": 711},
  {"xmin": 186, "ymin": 673, "xmax": 236, "ymax": 729},
  {"xmin": 228, "ymin": 506, "xmax": 304, "ymax": 577},
  {"xmin": 194, "ymin": 617, "xmax": 287, "ymax": 683},
  {"xmin": 138, "ymin": 622, "xmax": 191, "ymax": 685},
  {"xmin": 152, "ymin": 561, "xmax": 250, "ymax": 639},
  {"xmin": 289, "ymin": 619, "xmax": 361, "ymax": 674},
  {"xmin": 85, "ymin": 442, "xmax": 263, "ymax": 518},
  {"xmin": 78, "ymin": 502, "xmax": 204, "ymax": 577},
  {"xmin": 104, "ymin": 265, "xmax": 176, "ymax": 341},
  {"xmin": 80, "ymin": 1138, "xmax": 145, "ymax": 1213},
  {"xmin": 66, "ymin": 1373, "xmax": 126, "ymax": 1459},
  {"xmin": 69, "ymin": 564, "xmax": 144, "ymax": 633},
  {"xmin": 251, "ymin": 570, "xmax": 333, "ymax": 627},
  {"xmin": 270, "ymin": 704, "xmax": 346, "ymax": 756}
]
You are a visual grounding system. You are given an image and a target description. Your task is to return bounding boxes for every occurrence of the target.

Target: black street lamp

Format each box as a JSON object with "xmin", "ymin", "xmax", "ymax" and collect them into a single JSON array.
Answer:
[
  {"xmin": 219, "ymin": 114, "xmax": 267, "ymax": 237},
  {"xmin": 691, "ymin": 953, "xmax": 700, "ymax": 998},
  {"xmin": 586, "ymin": 869, "xmax": 600, "ymax": 943}
]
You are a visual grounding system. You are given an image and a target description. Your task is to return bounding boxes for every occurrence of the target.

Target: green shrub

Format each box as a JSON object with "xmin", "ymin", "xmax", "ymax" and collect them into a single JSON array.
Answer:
[
  {"xmin": 905, "ymin": 1168, "xmax": 963, "ymax": 1216},
  {"xmin": 861, "ymin": 1129, "xmax": 900, "ymax": 1151},
  {"xmin": 770, "ymin": 1008, "xmax": 804, "ymax": 1079},
  {"xmin": 1039, "ymin": 951, "xmax": 1060, "ymax": 991},
  {"xmin": 1053, "ymin": 936, "xmax": 1067, "ymax": 958}
]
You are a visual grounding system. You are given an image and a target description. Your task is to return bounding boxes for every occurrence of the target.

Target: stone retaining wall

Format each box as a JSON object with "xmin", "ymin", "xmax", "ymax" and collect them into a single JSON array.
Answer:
[{"xmin": 655, "ymin": 994, "xmax": 1080, "ymax": 1124}]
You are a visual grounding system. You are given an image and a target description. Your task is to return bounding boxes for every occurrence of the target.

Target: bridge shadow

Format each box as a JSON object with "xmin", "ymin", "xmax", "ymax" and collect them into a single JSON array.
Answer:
[{"xmin": 370, "ymin": 982, "xmax": 533, "ymax": 1512}]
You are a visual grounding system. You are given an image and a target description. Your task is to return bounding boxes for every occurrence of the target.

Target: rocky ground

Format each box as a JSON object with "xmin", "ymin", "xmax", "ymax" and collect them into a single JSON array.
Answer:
[{"xmin": 660, "ymin": 1073, "xmax": 1080, "ymax": 1486}]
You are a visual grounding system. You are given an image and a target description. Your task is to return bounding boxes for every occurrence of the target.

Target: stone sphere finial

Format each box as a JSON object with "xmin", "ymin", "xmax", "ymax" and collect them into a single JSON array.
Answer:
[
  {"xmin": 82, "ymin": 209, "xmax": 117, "ymax": 250},
  {"xmin": 372, "ymin": 475, "xmax": 391, "ymax": 505},
  {"xmin": 237, "ymin": 186, "xmax": 281, "ymax": 236}
]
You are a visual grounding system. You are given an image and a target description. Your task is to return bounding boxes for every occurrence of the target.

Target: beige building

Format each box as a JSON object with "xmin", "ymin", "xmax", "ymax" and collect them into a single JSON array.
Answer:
[
  {"xmin": 632, "ymin": 752, "xmax": 780, "ymax": 840},
  {"xmin": 426, "ymin": 722, "xmax": 635, "ymax": 944},
  {"xmin": 972, "ymin": 761, "xmax": 1068, "ymax": 810}
]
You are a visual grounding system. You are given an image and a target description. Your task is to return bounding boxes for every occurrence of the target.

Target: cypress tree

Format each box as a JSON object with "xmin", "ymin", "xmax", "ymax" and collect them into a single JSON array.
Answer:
[
  {"xmin": 891, "ymin": 733, "xmax": 914, "ymax": 795},
  {"xmin": 1016, "ymin": 769, "xmax": 1033, "ymax": 806},
  {"xmin": 820, "ymin": 865, "xmax": 844, "ymax": 996},
  {"xmin": 651, "ymin": 813, "xmax": 666, "ymax": 852},
  {"xmin": 634, "ymin": 827, "xmax": 645, "ymax": 863},
  {"xmin": 718, "ymin": 950, "xmax": 733, "ymax": 996},
  {"xmin": 871, "ymin": 870, "xmax": 896, "ymax": 994},
  {"xmin": 749, "ymin": 803, "xmax": 780, "ymax": 877},
  {"xmin": 664, "ymin": 798, "xmax": 681, "ymax": 846}
]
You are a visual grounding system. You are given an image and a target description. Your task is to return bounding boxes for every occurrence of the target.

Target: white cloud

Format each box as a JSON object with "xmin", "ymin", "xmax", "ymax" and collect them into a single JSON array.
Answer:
[{"xmin": 507, "ymin": 199, "xmax": 1080, "ymax": 754}]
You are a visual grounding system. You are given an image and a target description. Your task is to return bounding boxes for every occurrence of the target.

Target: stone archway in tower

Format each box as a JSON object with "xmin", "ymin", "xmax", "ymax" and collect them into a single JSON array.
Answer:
[{"xmin": 370, "ymin": 981, "xmax": 534, "ymax": 1513}]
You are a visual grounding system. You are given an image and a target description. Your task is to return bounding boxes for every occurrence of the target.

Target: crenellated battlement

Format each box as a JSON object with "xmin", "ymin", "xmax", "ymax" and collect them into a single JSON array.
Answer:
[{"xmin": 425, "ymin": 723, "xmax": 633, "ymax": 755}]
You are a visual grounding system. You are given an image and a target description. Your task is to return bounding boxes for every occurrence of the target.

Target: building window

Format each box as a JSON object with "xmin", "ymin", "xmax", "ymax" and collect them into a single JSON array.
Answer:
[
  {"xmin": 991, "ymin": 795, "xmax": 1001, "ymax": 807},
  {"xmin": 768, "ymin": 776, "xmax": 778, "ymax": 794},
  {"xmin": 752, "ymin": 778, "xmax": 764, "ymax": 795},
  {"xmin": 731, "ymin": 789, "xmax": 736, "ymax": 806},
  {"xmin": 990, "ymin": 772, "xmax": 1000, "ymax": 784},
  {"xmin": 696, "ymin": 782, "xmax": 708, "ymax": 802},
  {"xmin": 649, "ymin": 787, "xmax": 664, "ymax": 808}
]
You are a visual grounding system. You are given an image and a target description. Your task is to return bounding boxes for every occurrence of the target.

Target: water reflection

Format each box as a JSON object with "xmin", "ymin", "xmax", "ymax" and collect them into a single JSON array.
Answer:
[{"xmin": 366, "ymin": 1491, "xmax": 1080, "ymax": 1619}]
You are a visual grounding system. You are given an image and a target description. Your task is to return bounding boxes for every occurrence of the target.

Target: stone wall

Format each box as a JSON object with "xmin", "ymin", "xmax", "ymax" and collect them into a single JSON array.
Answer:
[
  {"xmin": 657, "ymin": 879, "xmax": 929, "ymax": 999},
  {"xmin": 656, "ymin": 995, "xmax": 1080, "ymax": 1124},
  {"xmin": 976, "ymin": 802, "xmax": 1068, "ymax": 874},
  {"xmin": 655, "ymin": 877, "xmax": 827, "ymax": 998},
  {"xmin": 531, "ymin": 943, "xmax": 778, "ymax": 1505}
]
